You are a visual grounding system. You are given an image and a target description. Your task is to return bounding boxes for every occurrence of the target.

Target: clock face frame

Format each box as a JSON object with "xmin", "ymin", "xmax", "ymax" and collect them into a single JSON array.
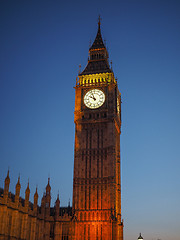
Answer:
[{"xmin": 84, "ymin": 89, "xmax": 105, "ymax": 109}]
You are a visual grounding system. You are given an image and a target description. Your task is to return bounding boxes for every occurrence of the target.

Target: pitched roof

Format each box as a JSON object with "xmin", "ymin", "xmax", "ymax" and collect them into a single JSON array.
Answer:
[
  {"xmin": 89, "ymin": 22, "xmax": 106, "ymax": 50},
  {"xmin": 80, "ymin": 59, "xmax": 111, "ymax": 75},
  {"xmin": 79, "ymin": 20, "xmax": 112, "ymax": 76}
]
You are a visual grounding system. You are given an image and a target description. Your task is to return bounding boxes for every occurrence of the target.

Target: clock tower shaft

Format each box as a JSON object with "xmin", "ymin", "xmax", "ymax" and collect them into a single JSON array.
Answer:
[{"xmin": 72, "ymin": 20, "xmax": 123, "ymax": 240}]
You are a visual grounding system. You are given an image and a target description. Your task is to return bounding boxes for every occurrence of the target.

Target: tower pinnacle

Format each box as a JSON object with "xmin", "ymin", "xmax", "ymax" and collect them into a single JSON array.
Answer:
[
  {"xmin": 98, "ymin": 15, "xmax": 101, "ymax": 27},
  {"xmin": 79, "ymin": 19, "xmax": 111, "ymax": 76},
  {"xmin": 89, "ymin": 18, "xmax": 105, "ymax": 50}
]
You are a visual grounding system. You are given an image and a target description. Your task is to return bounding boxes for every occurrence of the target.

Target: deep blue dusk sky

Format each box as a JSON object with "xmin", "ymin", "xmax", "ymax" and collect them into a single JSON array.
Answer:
[{"xmin": 0, "ymin": 1, "xmax": 180, "ymax": 240}]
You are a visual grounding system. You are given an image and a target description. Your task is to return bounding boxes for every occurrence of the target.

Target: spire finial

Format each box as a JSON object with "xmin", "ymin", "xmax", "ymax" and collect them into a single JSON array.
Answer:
[
  {"xmin": 68, "ymin": 198, "xmax": 70, "ymax": 207},
  {"xmin": 138, "ymin": 233, "xmax": 143, "ymax": 240},
  {"xmin": 57, "ymin": 191, "xmax": 60, "ymax": 200},
  {"xmin": 18, "ymin": 174, "xmax": 20, "ymax": 183},
  {"xmin": 98, "ymin": 15, "xmax": 101, "ymax": 27},
  {"xmin": 78, "ymin": 64, "xmax": 81, "ymax": 74},
  {"xmin": 34, "ymin": 185, "xmax": 38, "ymax": 200},
  {"xmin": 6, "ymin": 168, "xmax": 10, "ymax": 179}
]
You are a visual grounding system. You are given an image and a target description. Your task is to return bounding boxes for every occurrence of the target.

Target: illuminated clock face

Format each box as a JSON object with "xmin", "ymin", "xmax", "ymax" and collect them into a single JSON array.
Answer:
[{"xmin": 84, "ymin": 89, "xmax": 105, "ymax": 109}]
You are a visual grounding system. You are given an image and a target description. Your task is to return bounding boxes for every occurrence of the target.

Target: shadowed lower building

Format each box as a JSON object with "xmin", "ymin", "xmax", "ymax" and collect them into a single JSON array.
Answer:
[{"xmin": 0, "ymin": 19, "xmax": 123, "ymax": 240}]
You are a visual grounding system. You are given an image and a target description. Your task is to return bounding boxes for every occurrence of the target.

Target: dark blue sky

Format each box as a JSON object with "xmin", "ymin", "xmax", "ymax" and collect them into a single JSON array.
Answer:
[{"xmin": 0, "ymin": 1, "xmax": 180, "ymax": 240}]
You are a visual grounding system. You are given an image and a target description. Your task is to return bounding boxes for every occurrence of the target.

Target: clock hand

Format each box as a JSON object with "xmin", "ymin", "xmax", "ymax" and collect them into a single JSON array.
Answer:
[
  {"xmin": 90, "ymin": 95, "xmax": 96, "ymax": 101},
  {"xmin": 92, "ymin": 93, "xmax": 97, "ymax": 101},
  {"xmin": 92, "ymin": 93, "xmax": 96, "ymax": 100}
]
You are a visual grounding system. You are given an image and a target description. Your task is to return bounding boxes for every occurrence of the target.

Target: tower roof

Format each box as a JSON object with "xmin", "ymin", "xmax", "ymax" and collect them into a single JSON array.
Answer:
[
  {"xmin": 89, "ymin": 20, "xmax": 105, "ymax": 50},
  {"xmin": 79, "ymin": 18, "xmax": 112, "ymax": 76},
  {"xmin": 138, "ymin": 233, "xmax": 143, "ymax": 240}
]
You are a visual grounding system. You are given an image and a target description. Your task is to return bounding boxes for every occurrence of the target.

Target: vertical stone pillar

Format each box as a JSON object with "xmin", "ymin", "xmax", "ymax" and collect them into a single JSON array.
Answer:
[
  {"xmin": 33, "ymin": 187, "xmax": 38, "ymax": 214},
  {"xmin": 25, "ymin": 181, "xmax": 30, "ymax": 210},
  {"xmin": 15, "ymin": 176, "xmax": 21, "ymax": 208}
]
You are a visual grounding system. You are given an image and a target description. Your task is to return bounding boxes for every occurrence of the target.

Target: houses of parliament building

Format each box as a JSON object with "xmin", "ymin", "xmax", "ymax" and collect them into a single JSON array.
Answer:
[{"xmin": 0, "ymin": 20, "xmax": 124, "ymax": 240}]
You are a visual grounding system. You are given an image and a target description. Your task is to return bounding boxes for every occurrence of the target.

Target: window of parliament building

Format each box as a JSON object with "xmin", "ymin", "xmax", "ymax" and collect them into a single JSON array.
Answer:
[{"xmin": 0, "ymin": 19, "xmax": 123, "ymax": 240}]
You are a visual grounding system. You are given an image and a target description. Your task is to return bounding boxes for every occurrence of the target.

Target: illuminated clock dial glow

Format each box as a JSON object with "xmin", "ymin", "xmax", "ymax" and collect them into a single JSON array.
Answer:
[{"xmin": 84, "ymin": 89, "xmax": 105, "ymax": 109}]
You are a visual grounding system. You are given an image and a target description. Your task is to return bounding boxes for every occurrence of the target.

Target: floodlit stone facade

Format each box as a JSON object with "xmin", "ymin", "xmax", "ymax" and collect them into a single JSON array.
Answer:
[
  {"xmin": 0, "ymin": 19, "xmax": 123, "ymax": 240},
  {"xmin": 72, "ymin": 19, "xmax": 123, "ymax": 240},
  {"xmin": 0, "ymin": 174, "xmax": 72, "ymax": 240}
]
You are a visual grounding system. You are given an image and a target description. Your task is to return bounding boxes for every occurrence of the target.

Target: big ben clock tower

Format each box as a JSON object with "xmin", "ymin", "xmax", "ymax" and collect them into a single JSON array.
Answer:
[{"xmin": 72, "ymin": 19, "xmax": 123, "ymax": 240}]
